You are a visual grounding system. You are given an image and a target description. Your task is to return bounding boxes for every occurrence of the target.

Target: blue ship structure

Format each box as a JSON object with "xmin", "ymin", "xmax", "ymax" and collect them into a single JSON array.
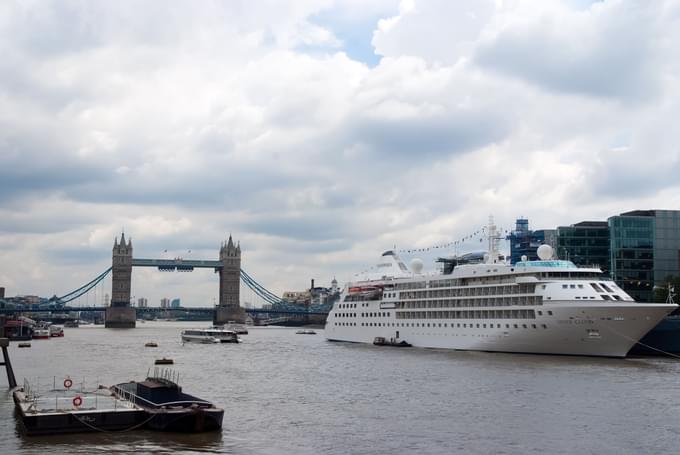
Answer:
[{"xmin": 629, "ymin": 314, "xmax": 680, "ymax": 355}]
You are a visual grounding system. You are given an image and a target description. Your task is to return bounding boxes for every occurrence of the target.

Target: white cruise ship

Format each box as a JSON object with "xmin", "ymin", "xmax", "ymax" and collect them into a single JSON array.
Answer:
[{"xmin": 325, "ymin": 223, "xmax": 677, "ymax": 357}]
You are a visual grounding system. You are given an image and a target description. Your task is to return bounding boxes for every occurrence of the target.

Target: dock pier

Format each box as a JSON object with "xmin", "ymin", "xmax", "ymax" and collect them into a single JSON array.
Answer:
[{"xmin": 1, "ymin": 316, "xmax": 17, "ymax": 389}]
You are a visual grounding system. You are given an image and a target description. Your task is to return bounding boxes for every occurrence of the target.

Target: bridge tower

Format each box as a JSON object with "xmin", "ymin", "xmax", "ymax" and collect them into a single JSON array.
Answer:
[
  {"xmin": 105, "ymin": 233, "xmax": 136, "ymax": 328},
  {"xmin": 214, "ymin": 235, "xmax": 246, "ymax": 325}
]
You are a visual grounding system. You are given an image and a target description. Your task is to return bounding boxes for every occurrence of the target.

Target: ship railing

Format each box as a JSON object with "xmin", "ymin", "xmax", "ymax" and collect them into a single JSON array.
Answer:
[
  {"xmin": 21, "ymin": 376, "xmax": 104, "ymax": 397},
  {"xmin": 18, "ymin": 376, "xmax": 137, "ymax": 412}
]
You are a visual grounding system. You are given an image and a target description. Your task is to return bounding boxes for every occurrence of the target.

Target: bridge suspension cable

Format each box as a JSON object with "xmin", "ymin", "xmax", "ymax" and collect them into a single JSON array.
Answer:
[
  {"xmin": 239, "ymin": 270, "xmax": 286, "ymax": 305},
  {"xmin": 53, "ymin": 267, "xmax": 112, "ymax": 304},
  {"xmin": 50, "ymin": 266, "xmax": 328, "ymax": 313}
]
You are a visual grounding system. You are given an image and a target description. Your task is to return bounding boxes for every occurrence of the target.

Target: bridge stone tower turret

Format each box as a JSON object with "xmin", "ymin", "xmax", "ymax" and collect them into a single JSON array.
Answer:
[
  {"xmin": 214, "ymin": 235, "xmax": 246, "ymax": 325},
  {"xmin": 106, "ymin": 233, "xmax": 136, "ymax": 328}
]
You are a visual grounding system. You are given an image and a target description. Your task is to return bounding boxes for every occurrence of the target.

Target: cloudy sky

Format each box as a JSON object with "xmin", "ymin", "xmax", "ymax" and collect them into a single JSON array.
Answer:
[{"xmin": 1, "ymin": 0, "xmax": 679, "ymax": 307}]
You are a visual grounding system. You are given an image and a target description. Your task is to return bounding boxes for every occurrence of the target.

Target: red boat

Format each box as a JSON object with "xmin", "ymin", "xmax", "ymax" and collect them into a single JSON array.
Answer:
[{"xmin": 33, "ymin": 329, "xmax": 50, "ymax": 340}]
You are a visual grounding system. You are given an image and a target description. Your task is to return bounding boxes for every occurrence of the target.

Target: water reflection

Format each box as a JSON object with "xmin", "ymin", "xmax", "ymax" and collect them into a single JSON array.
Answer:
[{"xmin": 18, "ymin": 428, "xmax": 224, "ymax": 454}]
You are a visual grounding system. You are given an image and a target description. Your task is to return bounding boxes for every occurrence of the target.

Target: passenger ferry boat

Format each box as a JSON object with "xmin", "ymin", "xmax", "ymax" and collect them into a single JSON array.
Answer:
[
  {"xmin": 180, "ymin": 330, "xmax": 220, "ymax": 344},
  {"xmin": 325, "ymin": 222, "xmax": 677, "ymax": 357},
  {"xmin": 204, "ymin": 327, "xmax": 239, "ymax": 343}
]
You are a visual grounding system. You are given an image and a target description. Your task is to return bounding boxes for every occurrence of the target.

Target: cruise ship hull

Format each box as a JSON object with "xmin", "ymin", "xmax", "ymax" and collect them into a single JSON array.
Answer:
[{"xmin": 326, "ymin": 303, "xmax": 675, "ymax": 358}]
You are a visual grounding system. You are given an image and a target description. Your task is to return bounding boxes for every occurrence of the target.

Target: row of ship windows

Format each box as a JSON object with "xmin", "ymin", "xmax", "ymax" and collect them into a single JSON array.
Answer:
[
  {"xmin": 344, "ymin": 294, "xmax": 381, "ymax": 302},
  {"xmin": 396, "ymin": 309, "xmax": 536, "ymax": 320},
  {"xmin": 335, "ymin": 309, "xmax": 555, "ymax": 319},
  {"xmin": 337, "ymin": 296, "xmax": 543, "ymax": 310},
  {"xmin": 396, "ymin": 284, "xmax": 537, "ymax": 300},
  {"xmin": 334, "ymin": 309, "xmax": 541, "ymax": 320},
  {"xmin": 337, "ymin": 303, "xmax": 358, "ymax": 309},
  {"xmin": 332, "ymin": 322, "xmax": 549, "ymax": 329},
  {"xmin": 333, "ymin": 312, "xmax": 391, "ymax": 318},
  {"xmin": 397, "ymin": 296, "xmax": 543, "ymax": 308}
]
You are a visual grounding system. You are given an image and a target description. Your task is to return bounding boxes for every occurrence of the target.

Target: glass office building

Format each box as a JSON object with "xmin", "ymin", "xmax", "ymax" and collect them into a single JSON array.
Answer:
[
  {"xmin": 608, "ymin": 210, "xmax": 680, "ymax": 302},
  {"xmin": 556, "ymin": 221, "xmax": 610, "ymax": 275}
]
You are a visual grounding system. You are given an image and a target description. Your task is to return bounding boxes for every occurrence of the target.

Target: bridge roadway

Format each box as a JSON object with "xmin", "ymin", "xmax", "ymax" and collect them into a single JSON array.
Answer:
[
  {"xmin": 0, "ymin": 307, "xmax": 329, "ymax": 316},
  {"xmin": 131, "ymin": 258, "xmax": 223, "ymax": 270}
]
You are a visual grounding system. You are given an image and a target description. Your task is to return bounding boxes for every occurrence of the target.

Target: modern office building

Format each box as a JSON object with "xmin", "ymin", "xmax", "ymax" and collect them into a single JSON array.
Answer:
[
  {"xmin": 556, "ymin": 221, "xmax": 610, "ymax": 274},
  {"xmin": 137, "ymin": 297, "xmax": 148, "ymax": 308},
  {"xmin": 506, "ymin": 218, "xmax": 556, "ymax": 264},
  {"xmin": 170, "ymin": 298, "xmax": 181, "ymax": 308},
  {"xmin": 608, "ymin": 210, "xmax": 680, "ymax": 302},
  {"xmin": 160, "ymin": 297, "xmax": 170, "ymax": 308}
]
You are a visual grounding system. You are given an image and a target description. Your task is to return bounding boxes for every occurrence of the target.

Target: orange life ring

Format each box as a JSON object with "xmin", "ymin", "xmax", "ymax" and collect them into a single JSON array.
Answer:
[
  {"xmin": 72, "ymin": 395, "xmax": 82, "ymax": 407},
  {"xmin": 64, "ymin": 378, "xmax": 73, "ymax": 389}
]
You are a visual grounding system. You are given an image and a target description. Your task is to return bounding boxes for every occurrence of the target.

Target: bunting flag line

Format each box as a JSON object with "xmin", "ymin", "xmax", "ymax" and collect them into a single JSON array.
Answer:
[{"xmin": 395, "ymin": 225, "xmax": 508, "ymax": 255}]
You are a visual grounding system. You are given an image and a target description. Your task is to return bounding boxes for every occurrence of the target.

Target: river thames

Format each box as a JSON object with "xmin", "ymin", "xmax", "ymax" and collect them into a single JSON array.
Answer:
[{"xmin": 2, "ymin": 321, "xmax": 680, "ymax": 454}]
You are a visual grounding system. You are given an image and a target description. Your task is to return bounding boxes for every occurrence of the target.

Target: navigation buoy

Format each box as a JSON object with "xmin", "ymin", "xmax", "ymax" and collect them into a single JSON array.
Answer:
[
  {"xmin": 64, "ymin": 378, "xmax": 73, "ymax": 389},
  {"xmin": 72, "ymin": 395, "xmax": 82, "ymax": 407}
]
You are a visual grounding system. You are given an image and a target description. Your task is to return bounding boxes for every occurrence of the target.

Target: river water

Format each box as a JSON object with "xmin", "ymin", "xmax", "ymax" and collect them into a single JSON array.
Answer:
[{"xmin": 2, "ymin": 321, "xmax": 680, "ymax": 454}]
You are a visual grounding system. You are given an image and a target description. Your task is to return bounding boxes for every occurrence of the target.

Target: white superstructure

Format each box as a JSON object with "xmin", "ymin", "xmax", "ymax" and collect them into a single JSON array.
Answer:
[
  {"xmin": 181, "ymin": 329, "xmax": 221, "ymax": 344},
  {"xmin": 325, "ymin": 227, "xmax": 677, "ymax": 357}
]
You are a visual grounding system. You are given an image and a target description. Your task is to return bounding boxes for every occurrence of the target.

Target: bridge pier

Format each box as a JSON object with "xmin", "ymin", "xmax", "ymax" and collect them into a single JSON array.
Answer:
[
  {"xmin": 214, "ymin": 306, "xmax": 247, "ymax": 325},
  {"xmin": 105, "ymin": 305, "xmax": 136, "ymax": 328}
]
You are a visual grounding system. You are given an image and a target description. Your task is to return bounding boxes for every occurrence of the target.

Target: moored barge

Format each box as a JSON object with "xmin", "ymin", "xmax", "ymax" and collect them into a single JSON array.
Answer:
[
  {"xmin": 13, "ymin": 378, "xmax": 146, "ymax": 435},
  {"xmin": 111, "ymin": 368, "xmax": 224, "ymax": 432}
]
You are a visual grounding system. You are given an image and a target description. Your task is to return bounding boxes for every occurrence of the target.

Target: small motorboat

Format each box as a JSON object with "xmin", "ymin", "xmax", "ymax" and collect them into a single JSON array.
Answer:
[
  {"xmin": 296, "ymin": 329, "xmax": 317, "ymax": 335},
  {"xmin": 49, "ymin": 325, "xmax": 64, "ymax": 337},
  {"xmin": 145, "ymin": 342, "xmax": 159, "ymax": 347},
  {"xmin": 111, "ymin": 368, "xmax": 224, "ymax": 432},
  {"xmin": 373, "ymin": 337, "xmax": 411, "ymax": 347},
  {"xmin": 155, "ymin": 358, "xmax": 174, "ymax": 365},
  {"xmin": 32, "ymin": 329, "xmax": 50, "ymax": 340},
  {"xmin": 18, "ymin": 342, "xmax": 31, "ymax": 348}
]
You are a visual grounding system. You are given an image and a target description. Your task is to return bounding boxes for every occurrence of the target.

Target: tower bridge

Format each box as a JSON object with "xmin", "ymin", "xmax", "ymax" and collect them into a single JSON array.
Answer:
[
  {"xmin": 108, "ymin": 233, "xmax": 246, "ymax": 328},
  {"xmin": 0, "ymin": 234, "xmax": 333, "ymax": 326}
]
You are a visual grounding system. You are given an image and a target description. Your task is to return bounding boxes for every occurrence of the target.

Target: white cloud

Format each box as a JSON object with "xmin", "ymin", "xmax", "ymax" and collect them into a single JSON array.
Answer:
[{"xmin": 1, "ymin": 0, "xmax": 679, "ymax": 306}]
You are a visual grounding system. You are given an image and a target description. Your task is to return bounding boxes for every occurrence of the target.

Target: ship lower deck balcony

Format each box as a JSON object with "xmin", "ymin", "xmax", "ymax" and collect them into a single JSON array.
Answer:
[
  {"xmin": 397, "ymin": 295, "xmax": 543, "ymax": 309},
  {"xmin": 395, "ymin": 309, "xmax": 536, "ymax": 320}
]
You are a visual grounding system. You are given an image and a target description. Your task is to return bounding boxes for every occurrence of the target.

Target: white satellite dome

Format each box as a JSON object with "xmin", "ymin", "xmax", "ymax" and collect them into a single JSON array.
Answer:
[
  {"xmin": 536, "ymin": 244, "xmax": 553, "ymax": 261},
  {"xmin": 411, "ymin": 258, "xmax": 424, "ymax": 274}
]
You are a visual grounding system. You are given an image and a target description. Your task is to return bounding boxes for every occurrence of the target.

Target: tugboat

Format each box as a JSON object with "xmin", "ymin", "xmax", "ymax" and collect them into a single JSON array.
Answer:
[
  {"xmin": 373, "ymin": 336, "xmax": 412, "ymax": 347},
  {"xmin": 111, "ymin": 368, "xmax": 224, "ymax": 432}
]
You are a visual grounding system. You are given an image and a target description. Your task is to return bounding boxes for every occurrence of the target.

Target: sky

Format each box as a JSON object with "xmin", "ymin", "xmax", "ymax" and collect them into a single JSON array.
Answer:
[{"xmin": 1, "ymin": 0, "xmax": 680, "ymax": 307}]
